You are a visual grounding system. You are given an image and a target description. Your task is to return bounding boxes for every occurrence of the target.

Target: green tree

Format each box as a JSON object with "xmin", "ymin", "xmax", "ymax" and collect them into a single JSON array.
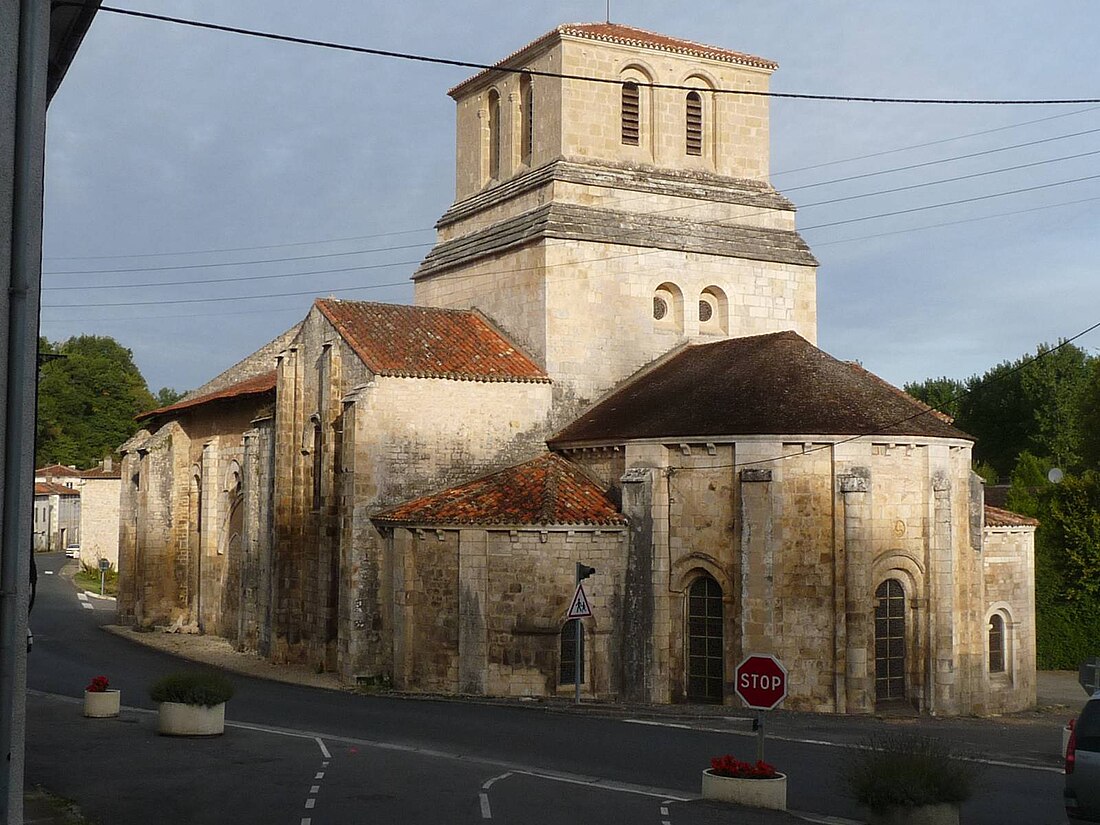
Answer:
[
  {"xmin": 952, "ymin": 341, "xmax": 1093, "ymax": 478},
  {"xmin": 155, "ymin": 386, "xmax": 185, "ymax": 407},
  {"xmin": 36, "ymin": 335, "xmax": 156, "ymax": 468},
  {"xmin": 903, "ymin": 376, "xmax": 965, "ymax": 422},
  {"xmin": 1081, "ymin": 358, "xmax": 1100, "ymax": 470}
]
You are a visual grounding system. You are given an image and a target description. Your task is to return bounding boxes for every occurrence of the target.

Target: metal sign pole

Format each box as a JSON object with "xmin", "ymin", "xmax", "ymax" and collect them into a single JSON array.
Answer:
[
  {"xmin": 574, "ymin": 564, "xmax": 581, "ymax": 705},
  {"xmin": 755, "ymin": 712, "xmax": 766, "ymax": 762}
]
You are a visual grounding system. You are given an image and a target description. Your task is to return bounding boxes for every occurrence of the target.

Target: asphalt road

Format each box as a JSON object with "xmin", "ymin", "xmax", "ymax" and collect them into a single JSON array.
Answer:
[{"xmin": 25, "ymin": 553, "xmax": 1071, "ymax": 824}]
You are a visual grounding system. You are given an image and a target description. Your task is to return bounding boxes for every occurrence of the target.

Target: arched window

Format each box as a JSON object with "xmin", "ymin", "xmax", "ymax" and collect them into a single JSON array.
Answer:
[
  {"xmin": 520, "ymin": 73, "xmax": 534, "ymax": 165},
  {"xmin": 487, "ymin": 89, "xmax": 501, "ymax": 180},
  {"xmin": 874, "ymin": 579, "xmax": 906, "ymax": 700},
  {"xmin": 698, "ymin": 286, "xmax": 728, "ymax": 335},
  {"xmin": 988, "ymin": 614, "xmax": 1006, "ymax": 673},
  {"xmin": 686, "ymin": 91, "xmax": 703, "ymax": 156},
  {"xmin": 653, "ymin": 282, "xmax": 684, "ymax": 333},
  {"xmin": 621, "ymin": 82, "xmax": 640, "ymax": 145},
  {"xmin": 560, "ymin": 619, "xmax": 584, "ymax": 685},
  {"xmin": 687, "ymin": 574, "xmax": 723, "ymax": 702}
]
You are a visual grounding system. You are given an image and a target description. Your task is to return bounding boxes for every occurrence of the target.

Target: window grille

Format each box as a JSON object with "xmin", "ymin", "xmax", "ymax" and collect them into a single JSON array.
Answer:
[
  {"xmin": 653, "ymin": 296, "xmax": 668, "ymax": 320},
  {"xmin": 622, "ymin": 82, "xmax": 640, "ymax": 145},
  {"xmin": 686, "ymin": 91, "xmax": 703, "ymax": 156},
  {"xmin": 989, "ymin": 615, "xmax": 1005, "ymax": 672},
  {"xmin": 699, "ymin": 299, "xmax": 713, "ymax": 323}
]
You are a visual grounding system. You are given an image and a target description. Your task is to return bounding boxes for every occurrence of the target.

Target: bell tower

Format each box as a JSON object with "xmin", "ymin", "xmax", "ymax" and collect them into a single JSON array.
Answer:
[{"xmin": 413, "ymin": 23, "xmax": 818, "ymax": 413}]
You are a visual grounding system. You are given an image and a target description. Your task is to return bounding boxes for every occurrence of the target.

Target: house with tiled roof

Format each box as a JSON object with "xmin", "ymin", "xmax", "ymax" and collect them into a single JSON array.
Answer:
[
  {"xmin": 33, "ymin": 481, "xmax": 80, "ymax": 552},
  {"xmin": 116, "ymin": 22, "xmax": 1036, "ymax": 716}
]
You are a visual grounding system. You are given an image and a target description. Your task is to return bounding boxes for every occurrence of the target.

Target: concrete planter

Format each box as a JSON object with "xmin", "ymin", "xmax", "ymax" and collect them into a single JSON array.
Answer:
[
  {"xmin": 83, "ymin": 689, "xmax": 120, "ymax": 718},
  {"xmin": 701, "ymin": 769, "xmax": 787, "ymax": 810},
  {"xmin": 157, "ymin": 701, "xmax": 226, "ymax": 736},
  {"xmin": 868, "ymin": 803, "xmax": 960, "ymax": 825}
]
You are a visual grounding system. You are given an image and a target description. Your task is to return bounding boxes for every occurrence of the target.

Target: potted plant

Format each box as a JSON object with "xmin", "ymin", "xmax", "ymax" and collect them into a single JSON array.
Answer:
[
  {"xmin": 149, "ymin": 671, "xmax": 235, "ymax": 736},
  {"xmin": 843, "ymin": 734, "xmax": 979, "ymax": 825},
  {"xmin": 83, "ymin": 675, "xmax": 120, "ymax": 718},
  {"xmin": 701, "ymin": 754, "xmax": 787, "ymax": 810}
]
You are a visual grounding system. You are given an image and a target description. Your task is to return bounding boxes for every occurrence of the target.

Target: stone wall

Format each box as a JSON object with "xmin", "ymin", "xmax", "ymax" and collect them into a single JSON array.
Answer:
[
  {"xmin": 78, "ymin": 477, "xmax": 119, "ymax": 568},
  {"xmin": 565, "ymin": 433, "xmax": 1035, "ymax": 716},
  {"xmin": 388, "ymin": 526, "xmax": 628, "ymax": 698},
  {"xmin": 980, "ymin": 524, "xmax": 1037, "ymax": 714}
]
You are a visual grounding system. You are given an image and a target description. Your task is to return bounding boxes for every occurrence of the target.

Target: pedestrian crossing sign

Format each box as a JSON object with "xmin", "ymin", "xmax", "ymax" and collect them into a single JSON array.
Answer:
[{"xmin": 567, "ymin": 582, "xmax": 592, "ymax": 618}]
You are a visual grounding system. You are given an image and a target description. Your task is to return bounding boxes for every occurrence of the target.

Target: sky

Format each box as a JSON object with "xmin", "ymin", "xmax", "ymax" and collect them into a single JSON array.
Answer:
[{"xmin": 41, "ymin": 0, "xmax": 1100, "ymax": 395}]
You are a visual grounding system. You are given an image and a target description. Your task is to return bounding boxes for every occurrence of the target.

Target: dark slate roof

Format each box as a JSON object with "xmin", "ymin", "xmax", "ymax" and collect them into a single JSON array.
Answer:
[
  {"xmin": 136, "ymin": 371, "xmax": 276, "ymax": 421},
  {"xmin": 550, "ymin": 331, "xmax": 971, "ymax": 445},
  {"xmin": 984, "ymin": 505, "xmax": 1039, "ymax": 528},
  {"xmin": 317, "ymin": 299, "xmax": 550, "ymax": 383},
  {"xmin": 371, "ymin": 453, "xmax": 625, "ymax": 527}
]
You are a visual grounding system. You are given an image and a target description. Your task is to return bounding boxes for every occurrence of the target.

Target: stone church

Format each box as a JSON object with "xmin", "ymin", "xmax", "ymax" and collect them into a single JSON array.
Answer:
[{"xmin": 117, "ymin": 23, "xmax": 1037, "ymax": 715}]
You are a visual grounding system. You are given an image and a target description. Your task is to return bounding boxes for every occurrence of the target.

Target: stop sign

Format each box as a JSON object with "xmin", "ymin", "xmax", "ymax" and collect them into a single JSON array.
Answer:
[{"xmin": 734, "ymin": 654, "xmax": 788, "ymax": 710}]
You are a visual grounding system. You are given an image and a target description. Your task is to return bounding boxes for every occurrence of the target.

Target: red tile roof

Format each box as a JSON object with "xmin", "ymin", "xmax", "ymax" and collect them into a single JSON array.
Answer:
[
  {"xmin": 81, "ymin": 465, "xmax": 121, "ymax": 479},
  {"xmin": 984, "ymin": 505, "xmax": 1039, "ymax": 528},
  {"xmin": 372, "ymin": 453, "xmax": 625, "ymax": 527},
  {"xmin": 136, "ymin": 371, "xmax": 276, "ymax": 421},
  {"xmin": 449, "ymin": 23, "xmax": 776, "ymax": 97},
  {"xmin": 551, "ymin": 331, "xmax": 971, "ymax": 445},
  {"xmin": 35, "ymin": 481, "xmax": 79, "ymax": 496},
  {"xmin": 36, "ymin": 463, "xmax": 83, "ymax": 477},
  {"xmin": 317, "ymin": 299, "xmax": 549, "ymax": 383}
]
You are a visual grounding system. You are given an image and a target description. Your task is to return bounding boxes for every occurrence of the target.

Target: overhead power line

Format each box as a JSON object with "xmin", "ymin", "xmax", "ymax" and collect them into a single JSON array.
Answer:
[
  {"xmin": 42, "ymin": 226, "xmax": 434, "ymax": 262},
  {"xmin": 772, "ymin": 105, "xmax": 1100, "ymax": 177},
  {"xmin": 96, "ymin": 5, "xmax": 1100, "ymax": 106},
  {"xmin": 784, "ymin": 126, "xmax": 1100, "ymax": 193}
]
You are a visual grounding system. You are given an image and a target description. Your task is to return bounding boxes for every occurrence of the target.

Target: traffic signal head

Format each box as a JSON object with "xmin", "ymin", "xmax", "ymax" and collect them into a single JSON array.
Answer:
[{"xmin": 577, "ymin": 563, "xmax": 596, "ymax": 580}]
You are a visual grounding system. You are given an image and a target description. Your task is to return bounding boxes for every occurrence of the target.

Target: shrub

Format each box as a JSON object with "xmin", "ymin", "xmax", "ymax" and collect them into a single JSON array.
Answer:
[
  {"xmin": 149, "ymin": 671, "xmax": 234, "ymax": 707},
  {"xmin": 843, "ymin": 734, "xmax": 979, "ymax": 812}
]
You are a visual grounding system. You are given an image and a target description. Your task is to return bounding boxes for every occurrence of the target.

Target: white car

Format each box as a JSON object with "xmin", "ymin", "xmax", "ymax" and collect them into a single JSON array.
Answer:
[{"xmin": 64, "ymin": 544, "xmax": 80, "ymax": 559}]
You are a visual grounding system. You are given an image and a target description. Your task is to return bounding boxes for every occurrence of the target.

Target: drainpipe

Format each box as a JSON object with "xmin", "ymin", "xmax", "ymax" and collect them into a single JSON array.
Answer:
[{"xmin": 1, "ymin": 2, "xmax": 49, "ymax": 821}]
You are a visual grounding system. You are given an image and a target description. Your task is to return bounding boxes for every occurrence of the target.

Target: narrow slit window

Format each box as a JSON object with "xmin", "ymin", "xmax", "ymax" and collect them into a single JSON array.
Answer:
[
  {"xmin": 520, "ymin": 74, "xmax": 533, "ymax": 164},
  {"xmin": 988, "ymin": 614, "xmax": 1005, "ymax": 673},
  {"xmin": 686, "ymin": 91, "xmax": 703, "ymax": 156},
  {"xmin": 621, "ymin": 82, "xmax": 640, "ymax": 146},
  {"xmin": 488, "ymin": 89, "xmax": 501, "ymax": 180}
]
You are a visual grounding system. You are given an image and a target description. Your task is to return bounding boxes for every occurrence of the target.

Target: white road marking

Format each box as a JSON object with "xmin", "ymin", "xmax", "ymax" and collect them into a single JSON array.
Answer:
[
  {"xmin": 309, "ymin": 785, "xmax": 319, "ymax": 794},
  {"xmin": 314, "ymin": 772, "xmax": 324, "ymax": 780},
  {"xmin": 300, "ymin": 820, "xmax": 311, "ymax": 825},
  {"xmin": 315, "ymin": 737, "xmax": 330, "ymax": 758},
  {"xmin": 77, "ymin": 592, "xmax": 87, "ymax": 601},
  {"xmin": 479, "ymin": 771, "xmax": 512, "ymax": 819},
  {"xmin": 304, "ymin": 798, "xmax": 315, "ymax": 809},
  {"xmin": 81, "ymin": 602, "xmax": 93, "ymax": 610},
  {"xmin": 620, "ymin": 718, "xmax": 1064, "ymax": 774},
  {"xmin": 43, "ymin": 570, "xmax": 54, "ymax": 576}
]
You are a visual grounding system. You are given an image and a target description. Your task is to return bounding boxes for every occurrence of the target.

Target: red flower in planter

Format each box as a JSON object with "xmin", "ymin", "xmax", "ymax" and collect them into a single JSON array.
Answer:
[
  {"xmin": 710, "ymin": 754, "xmax": 778, "ymax": 779},
  {"xmin": 86, "ymin": 675, "xmax": 110, "ymax": 693}
]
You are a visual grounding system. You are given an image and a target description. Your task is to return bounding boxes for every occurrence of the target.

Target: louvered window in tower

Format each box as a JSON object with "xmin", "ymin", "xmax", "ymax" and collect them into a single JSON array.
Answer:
[
  {"xmin": 621, "ymin": 82, "xmax": 640, "ymax": 145},
  {"xmin": 686, "ymin": 91, "xmax": 703, "ymax": 156}
]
